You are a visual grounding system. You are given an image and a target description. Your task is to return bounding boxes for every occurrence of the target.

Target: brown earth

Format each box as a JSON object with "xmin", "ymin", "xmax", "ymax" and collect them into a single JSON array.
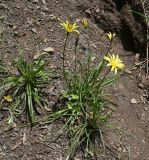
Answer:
[{"xmin": 0, "ymin": 0, "xmax": 149, "ymax": 160}]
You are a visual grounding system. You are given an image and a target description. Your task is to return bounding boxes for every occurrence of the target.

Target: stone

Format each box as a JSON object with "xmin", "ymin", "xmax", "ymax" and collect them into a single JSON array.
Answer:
[
  {"xmin": 31, "ymin": 28, "xmax": 37, "ymax": 34},
  {"xmin": 43, "ymin": 47, "xmax": 54, "ymax": 54},
  {"xmin": 131, "ymin": 98, "xmax": 137, "ymax": 104}
]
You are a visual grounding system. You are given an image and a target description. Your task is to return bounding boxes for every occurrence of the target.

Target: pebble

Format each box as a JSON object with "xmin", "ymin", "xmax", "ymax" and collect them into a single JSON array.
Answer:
[
  {"xmin": 33, "ymin": 0, "xmax": 39, "ymax": 3},
  {"xmin": 131, "ymin": 98, "xmax": 137, "ymax": 104},
  {"xmin": 85, "ymin": 9, "xmax": 91, "ymax": 15},
  {"xmin": 138, "ymin": 83, "xmax": 144, "ymax": 89},
  {"xmin": 14, "ymin": 31, "xmax": 19, "ymax": 36},
  {"xmin": 31, "ymin": 28, "xmax": 37, "ymax": 34},
  {"xmin": 43, "ymin": 47, "xmax": 55, "ymax": 54},
  {"xmin": 42, "ymin": 0, "xmax": 46, "ymax": 4},
  {"xmin": 12, "ymin": 25, "xmax": 17, "ymax": 30},
  {"xmin": 142, "ymin": 139, "xmax": 145, "ymax": 144},
  {"xmin": 49, "ymin": 14, "xmax": 57, "ymax": 21},
  {"xmin": 134, "ymin": 53, "xmax": 140, "ymax": 64}
]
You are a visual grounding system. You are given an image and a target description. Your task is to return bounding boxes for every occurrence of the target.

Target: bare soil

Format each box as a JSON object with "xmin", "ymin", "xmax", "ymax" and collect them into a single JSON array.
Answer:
[{"xmin": 0, "ymin": 0, "xmax": 149, "ymax": 160}]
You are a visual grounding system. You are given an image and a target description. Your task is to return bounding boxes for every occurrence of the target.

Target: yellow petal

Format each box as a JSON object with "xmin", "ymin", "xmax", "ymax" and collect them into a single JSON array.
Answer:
[
  {"xmin": 106, "ymin": 32, "xmax": 116, "ymax": 41},
  {"xmin": 82, "ymin": 18, "xmax": 89, "ymax": 28},
  {"xmin": 4, "ymin": 95, "xmax": 13, "ymax": 102},
  {"xmin": 112, "ymin": 54, "xmax": 116, "ymax": 59},
  {"xmin": 104, "ymin": 56, "xmax": 111, "ymax": 62},
  {"xmin": 111, "ymin": 66, "xmax": 115, "ymax": 71},
  {"xmin": 107, "ymin": 63, "xmax": 112, "ymax": 67},
  {"xmin": 114, "ymin": 68, "xmax": 117, "ymax": 74},
  {"xmin": 118, "ymin": 63, "xmax": 125, "ymax": 69},
  {"xmin": 74, "ymin": 30, "xmax": 80, "ymax": 34}
]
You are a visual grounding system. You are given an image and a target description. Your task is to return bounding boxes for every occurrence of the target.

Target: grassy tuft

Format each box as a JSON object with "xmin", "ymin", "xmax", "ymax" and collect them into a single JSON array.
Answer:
[{"xmin": 0, "ymin": 51, "xmax": 48, "ymax": 125}]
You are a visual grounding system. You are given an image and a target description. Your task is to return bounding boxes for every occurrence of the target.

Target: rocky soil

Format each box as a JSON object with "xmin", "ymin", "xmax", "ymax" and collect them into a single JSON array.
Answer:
[{"xmin": 0, "ymin": 0, "xmax": 149, "ymax": 159}]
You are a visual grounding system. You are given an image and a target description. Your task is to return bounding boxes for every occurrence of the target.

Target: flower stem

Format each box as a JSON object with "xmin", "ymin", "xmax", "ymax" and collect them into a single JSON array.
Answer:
[
  {"xmin": 62, "ymin": 33, "xmax": 70, "ymax": 88},
  {"xmin": 106, "ymin": 41, "xmax": 112, "ymax": 56},
  {"xmin": 74, "ymin": 36, "xmax": 79, "ymax": 73},
  {"xmin": 95, "ymin": 68, "xmax": 111, "ymax": 97},
  {"xmin": 99, "ymin": 68, "xmax": 111, "ymax": 86},
  {"xmin": 62, "ymin": 33, "xmax": 69, "ymax": 74}
]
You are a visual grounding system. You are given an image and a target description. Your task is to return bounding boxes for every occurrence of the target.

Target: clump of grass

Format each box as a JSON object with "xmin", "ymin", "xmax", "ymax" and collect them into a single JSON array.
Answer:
[
  {"xmin": 46, "ymin": 19, "xmax": 124, "ymax": 159},
  {"xmin": 0, "ymin": 51, "xmax": 48, "ymax": 125}
]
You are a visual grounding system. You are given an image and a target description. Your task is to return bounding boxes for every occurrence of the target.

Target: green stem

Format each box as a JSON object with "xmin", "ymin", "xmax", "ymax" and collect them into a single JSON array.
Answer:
[
  {"xmin": 86, "ymin": 28, "xmax": 91, "ymax": 73},
  {"xmin": 99, "ymin": 68, "xmax": 111, "ymax": 86},
  {"xmin": 95, "ymin": 68, "xmax": 111, "ymax": 97},
  {"xmin": 74, "ymin": 36, "xmax": 79, "ymax": 73},
  {"xmin": 107, "ymin": 41, "xmax": 112, "ymax": 55},
  {"xmin": 62, "ymin": 33, "xmax": 69, "ymax": 84},
  {"xmin": 62, "ymin": 33, "xmax": 69, "ymax": 74},
  {"xmin": 90, "ymin": 40, "xmax": 112, "ymax": 86}
]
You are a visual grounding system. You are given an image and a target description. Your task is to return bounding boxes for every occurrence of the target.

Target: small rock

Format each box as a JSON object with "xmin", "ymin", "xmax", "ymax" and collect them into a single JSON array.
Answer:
[
  {"xmin": 50, "ymin": 28, "xmax": 54, "ymax": 32},
  {"xmin": 13, "ymin": 25, "xmax": 17, "ymax": 30},
  {"xmin": 33, "ymin": 0, "xmax": 39, "ymax": 3},
  {"xmin": 43, "ymin": 47, "xmax": 54, "ymax": 54},
  {"xmin": 31, "ymin": 28, "xmax": 37, "ymax": 33},
  {"xmin": 85, "ymin": 9, "xmax": 91, "ymax": 15},
  {"xmin": 142, "ymin": 139, "xmax": 145, "ymax": 144},
  {"xmin": 131, "ymin": 98, "xmax": 137, "ymax": 104},
  {"xmin": 42, "ymin": 0, "xmax": 46, "ymax": 4},
  {"xmin": 134, "ymin": 53, "xmax": 140, "ymax": 64},
  {"xmin": 49, "ymin": 14, "xmax": 57, "ymax": 21},
  {"xmin": 138, "ymin": 83, "xmax": 144, "ymax": 89},
  {"xmin": 117, "ymin": 147, "xmax": 122, "ymax": 152},
  {"xmin": 14, "ymin": 31, "xmax": 19, "ymax": 36},
  {"xmin": 96, "ymin": 8, "xmax": 100, "ymax": 13}
]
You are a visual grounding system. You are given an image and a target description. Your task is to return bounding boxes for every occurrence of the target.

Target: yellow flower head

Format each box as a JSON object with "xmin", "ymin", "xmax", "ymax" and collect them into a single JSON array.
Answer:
[
  {"xmin": 106, "ymin": 32, "xmax": 116, "ymax": 41},
  {"xmin": 81, "ymin": 18, "xmax": 89, "ymax": 29},
  {"xmin": 104, "ymin": 54, "xmax": 124, "ymax": 74},
  {"xmin": 60, "ymin": 20, "xmax": 79, "ymax": 34},
  {"xmin": 4, "ymin": 95, "xmax": 13, "ymax": 102}
]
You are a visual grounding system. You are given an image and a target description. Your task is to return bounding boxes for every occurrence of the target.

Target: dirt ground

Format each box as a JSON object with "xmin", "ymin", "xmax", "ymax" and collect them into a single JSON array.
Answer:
[{"xmin": 0, "ymin": 0, "xmax": 149, "ymax": 159}]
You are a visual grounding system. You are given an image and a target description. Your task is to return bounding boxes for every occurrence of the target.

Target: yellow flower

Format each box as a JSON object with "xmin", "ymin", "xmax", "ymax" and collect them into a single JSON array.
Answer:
[
  {"xmin": 106, "ymin": 32, "xmax": 116, "ymax": 41},
  {"xmin": 104, "ymin": 54, "xmax": 124, "ymax": 74},
  {"xmin": 4, "ymin": 95, "xmax": 13, "ymax": 102},
  {"xmin": 81, "ymin": 18, "xmax": 89, "ymax": 29},
  {"xmin": 60, "ymin": 21, "xmax": 79, "ymax": 34}
]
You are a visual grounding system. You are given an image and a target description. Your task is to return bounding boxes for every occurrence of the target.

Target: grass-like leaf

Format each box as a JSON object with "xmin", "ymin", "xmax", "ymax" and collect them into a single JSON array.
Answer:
[{"xmin": 0, "ymin": 52, "xmax": 48, "ymax": 125}]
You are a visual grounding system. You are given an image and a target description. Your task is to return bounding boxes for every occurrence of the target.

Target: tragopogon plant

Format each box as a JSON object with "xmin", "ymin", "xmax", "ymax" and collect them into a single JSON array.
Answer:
[{"xmin": 47, "ymin": 19, "xmax": 124, "ymax": 159}]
